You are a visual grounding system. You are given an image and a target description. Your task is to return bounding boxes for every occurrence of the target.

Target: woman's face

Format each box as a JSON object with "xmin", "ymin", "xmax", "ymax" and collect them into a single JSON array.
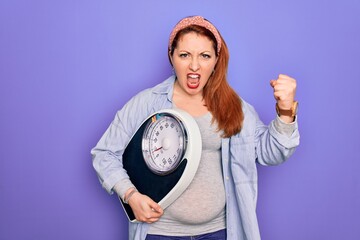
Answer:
[{"xmin": 170, "ymin": 32, "xmax": 218, "ymax": 97}]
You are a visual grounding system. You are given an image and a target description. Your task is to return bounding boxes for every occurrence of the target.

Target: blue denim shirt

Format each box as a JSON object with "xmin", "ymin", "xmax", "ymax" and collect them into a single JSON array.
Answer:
[{"xmin": 91, "ymin": 75, "xmax": 300, "ymax": 240}]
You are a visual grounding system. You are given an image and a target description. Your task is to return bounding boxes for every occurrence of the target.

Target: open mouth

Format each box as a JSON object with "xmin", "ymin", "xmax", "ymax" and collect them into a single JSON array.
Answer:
[{"xmin": 187, "ymin": 74, "xmax": 200, "ymax": 89}]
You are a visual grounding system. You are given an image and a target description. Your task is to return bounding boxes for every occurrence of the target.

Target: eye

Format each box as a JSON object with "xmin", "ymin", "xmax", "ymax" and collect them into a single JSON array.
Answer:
[
  {"xmin": 201, "ymin": 53, "xmax": 211, "ymax": 59},
  {"xmin": 179, "ymin": 53, "xmax": 189, "ymax": 58}
]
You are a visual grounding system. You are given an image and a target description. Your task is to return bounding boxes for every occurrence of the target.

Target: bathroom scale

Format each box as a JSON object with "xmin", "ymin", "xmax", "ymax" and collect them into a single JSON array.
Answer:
[{"xmin": 120, "ymin": 108, "xmax": 202, "ymax": 222}]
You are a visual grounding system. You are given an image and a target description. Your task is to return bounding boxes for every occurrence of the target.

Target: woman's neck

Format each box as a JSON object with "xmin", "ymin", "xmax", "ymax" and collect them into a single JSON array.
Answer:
[{"xmin": 172, "ymin": 82, "xmax": 209, "ymax": 117}]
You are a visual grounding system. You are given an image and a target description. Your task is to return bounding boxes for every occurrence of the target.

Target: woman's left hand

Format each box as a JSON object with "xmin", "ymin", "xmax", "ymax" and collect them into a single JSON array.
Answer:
[{"xmin": 270, "ymin": 74, "xmax": 297, "ymax": 122}]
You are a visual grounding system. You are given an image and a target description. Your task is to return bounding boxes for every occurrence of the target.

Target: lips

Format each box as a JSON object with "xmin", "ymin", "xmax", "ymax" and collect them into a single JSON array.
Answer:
[{"xmin": 187, "ymin": 73, "xmax": 200, "ymax": 89}]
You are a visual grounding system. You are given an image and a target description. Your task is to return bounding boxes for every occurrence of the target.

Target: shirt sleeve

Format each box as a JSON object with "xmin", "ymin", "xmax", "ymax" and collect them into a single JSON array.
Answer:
[
  {"xmin": 247, "ymin": 102, "xmax": 300, "ymax": 166},
  {"xmin": 91, "ymin": 90, "xmax": 154, "ymax": 195},
  {"xmin": 273, "ymin": 115, "xmax": 297, "ymax": 137},
  {"xmin": 91, "ymin": 110, "xmax": 135, "ymax": 195}
]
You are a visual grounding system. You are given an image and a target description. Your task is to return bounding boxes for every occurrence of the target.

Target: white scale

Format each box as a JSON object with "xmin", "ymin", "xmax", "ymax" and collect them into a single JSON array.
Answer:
[{"xmin": 120, "ymin": 108, "xmax": 202, "ymax": 222}]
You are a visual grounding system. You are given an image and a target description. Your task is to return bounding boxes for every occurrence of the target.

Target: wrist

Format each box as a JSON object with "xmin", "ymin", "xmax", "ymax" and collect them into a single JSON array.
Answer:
[
  {"xmin": 276, "ymin": 101, "xmax": 298, "ymax": 118},
  {"xmin": 279, "ymin": 115, "xmax": 295, "ymax": 123},
  {"xmin": 124, "ymin": 188, "xmax": 138, "ymax": 204}
]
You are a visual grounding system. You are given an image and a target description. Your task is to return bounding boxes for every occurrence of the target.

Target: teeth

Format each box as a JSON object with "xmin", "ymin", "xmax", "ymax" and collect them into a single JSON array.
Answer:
[{"xmin": 188, "ymin": 74, "xmax": 199, "ymax": 79}]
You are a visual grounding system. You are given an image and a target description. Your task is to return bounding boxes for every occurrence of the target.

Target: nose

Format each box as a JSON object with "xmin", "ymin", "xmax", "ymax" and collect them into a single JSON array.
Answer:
[{"xmin": 189, "ymin": 57, "xmax": 200, "ymax": 71}]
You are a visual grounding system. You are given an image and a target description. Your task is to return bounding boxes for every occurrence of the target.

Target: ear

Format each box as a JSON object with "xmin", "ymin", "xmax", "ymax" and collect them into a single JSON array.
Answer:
[
  {"xmin": 169, "ymin": 51, "xmax": 174, "ymax": 66},
  {"xmin": 213, "ymin": 56, "xmax": 219, "ymax": 70}
]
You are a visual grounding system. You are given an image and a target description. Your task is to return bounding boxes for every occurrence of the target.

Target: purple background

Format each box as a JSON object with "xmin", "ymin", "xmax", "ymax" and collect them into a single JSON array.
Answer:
[{"xmin": 1, "ymin": 0, "xmax": 359, "ymax": 239}]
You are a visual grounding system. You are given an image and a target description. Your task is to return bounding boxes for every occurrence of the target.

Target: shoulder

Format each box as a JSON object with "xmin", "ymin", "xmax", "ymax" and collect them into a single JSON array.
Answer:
[
  {"xmin": 116, "ymin": 76, "xmax": 175, "ymax": 129},
  {"xmin": 130, "ymin": 75, "xmax": 175, "ymax": 103},
  {"xmin": 150, "ymin": 75, "xmax": 175, "ymax": 94},
  {"xmin": 231, "ymin": 98, "xmax": 263, "ymax": 137},
  {"xmin": 240, "ymin": 98, "xmax": 258, "ymax": 118}
]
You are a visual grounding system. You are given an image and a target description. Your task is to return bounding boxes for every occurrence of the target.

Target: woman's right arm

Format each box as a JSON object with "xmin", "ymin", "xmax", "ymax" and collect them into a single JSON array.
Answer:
[
  {"xmin": 91, "ymin": 91, "xmax": 163, "ymax": 222},
  {"xmin": 91, "ymin": 107, "xmax": 135, "ymax": 197}
]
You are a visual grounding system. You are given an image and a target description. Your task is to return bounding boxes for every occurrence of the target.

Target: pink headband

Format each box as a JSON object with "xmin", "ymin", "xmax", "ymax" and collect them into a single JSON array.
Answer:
[{"xmin": 168, "ymin": 16, "xmax": 222, "ymax": 54}]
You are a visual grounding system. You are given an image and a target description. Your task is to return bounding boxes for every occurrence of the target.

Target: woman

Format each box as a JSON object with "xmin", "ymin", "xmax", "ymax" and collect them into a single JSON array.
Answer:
[{"xmin": 91, "ymin": 16, "xmax": 300, "ymax": 240}]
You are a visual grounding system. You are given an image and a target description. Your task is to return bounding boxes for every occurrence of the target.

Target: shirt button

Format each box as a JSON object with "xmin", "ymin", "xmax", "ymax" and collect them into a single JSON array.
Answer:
[{"xmin": 226, "ymin": 176, "xmax": 229, "ymax": 180}]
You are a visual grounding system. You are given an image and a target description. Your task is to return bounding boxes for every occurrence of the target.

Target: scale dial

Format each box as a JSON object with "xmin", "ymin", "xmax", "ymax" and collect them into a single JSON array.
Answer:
[{"xmin": 142, "ymin": 113, "xmax": 187, "ymax": 175}]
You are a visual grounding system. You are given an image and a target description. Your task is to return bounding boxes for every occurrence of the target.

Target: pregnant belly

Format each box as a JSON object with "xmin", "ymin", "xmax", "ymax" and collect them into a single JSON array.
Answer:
[{"xmin": 164, "ymin": 152, "xmax": 226, "ymax": 224}]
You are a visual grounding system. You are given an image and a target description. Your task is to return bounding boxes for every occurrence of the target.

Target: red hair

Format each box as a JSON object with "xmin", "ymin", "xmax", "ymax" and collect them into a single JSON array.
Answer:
[{"xmin": 169, "ymin": 25, "xmax": 244, "ymax": 137}]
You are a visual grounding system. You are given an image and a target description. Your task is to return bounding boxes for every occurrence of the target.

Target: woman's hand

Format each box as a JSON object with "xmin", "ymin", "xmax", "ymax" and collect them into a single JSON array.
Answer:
[
  {"xmin": 270, "ymin": 74, "xmax": 297, "ymax": 123},
  {"xmin": 128, "ymin": 192, "xmax": 164, "ymax": 223}
]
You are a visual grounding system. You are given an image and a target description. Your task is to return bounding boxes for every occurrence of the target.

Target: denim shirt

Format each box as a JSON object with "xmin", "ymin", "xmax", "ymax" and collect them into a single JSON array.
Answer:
[{"xmin": 91, "ymin": 75, "xmax": 300, "ymax": 240}]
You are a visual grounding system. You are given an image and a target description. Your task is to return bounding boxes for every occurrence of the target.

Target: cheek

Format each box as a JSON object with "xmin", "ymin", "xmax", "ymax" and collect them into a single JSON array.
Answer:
[
  {"xmin": 205, "ymin": 63, "xmax": 216, "ymax": 75},
  {"xmin": 173, "ymin": 61, "xmax": 186, "ymax": 71}
]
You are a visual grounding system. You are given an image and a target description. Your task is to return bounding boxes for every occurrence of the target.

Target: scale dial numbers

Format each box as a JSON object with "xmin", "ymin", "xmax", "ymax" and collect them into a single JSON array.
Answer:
[{"xmin": 142, "ymin": 114, "xmax": 187, "ymax": 175}]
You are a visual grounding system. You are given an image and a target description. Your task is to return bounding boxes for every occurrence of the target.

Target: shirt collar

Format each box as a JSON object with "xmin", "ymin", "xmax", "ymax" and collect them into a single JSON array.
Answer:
[{"xmin": 152, "ymin": 75, "xmax": 176, "ymax": 103}]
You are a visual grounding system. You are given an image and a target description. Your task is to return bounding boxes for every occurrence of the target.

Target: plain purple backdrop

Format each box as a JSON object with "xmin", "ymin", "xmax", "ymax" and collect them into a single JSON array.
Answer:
[{"xmin": 1, "ymin": 0, "xmax": 359, "ymax": 239}]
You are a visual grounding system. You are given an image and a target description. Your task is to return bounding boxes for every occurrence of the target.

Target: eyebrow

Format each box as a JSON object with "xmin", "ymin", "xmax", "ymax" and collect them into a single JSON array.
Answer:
[{"xmin": 177, "ymin": 49, "xmax": 214, "ymax": 54}]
